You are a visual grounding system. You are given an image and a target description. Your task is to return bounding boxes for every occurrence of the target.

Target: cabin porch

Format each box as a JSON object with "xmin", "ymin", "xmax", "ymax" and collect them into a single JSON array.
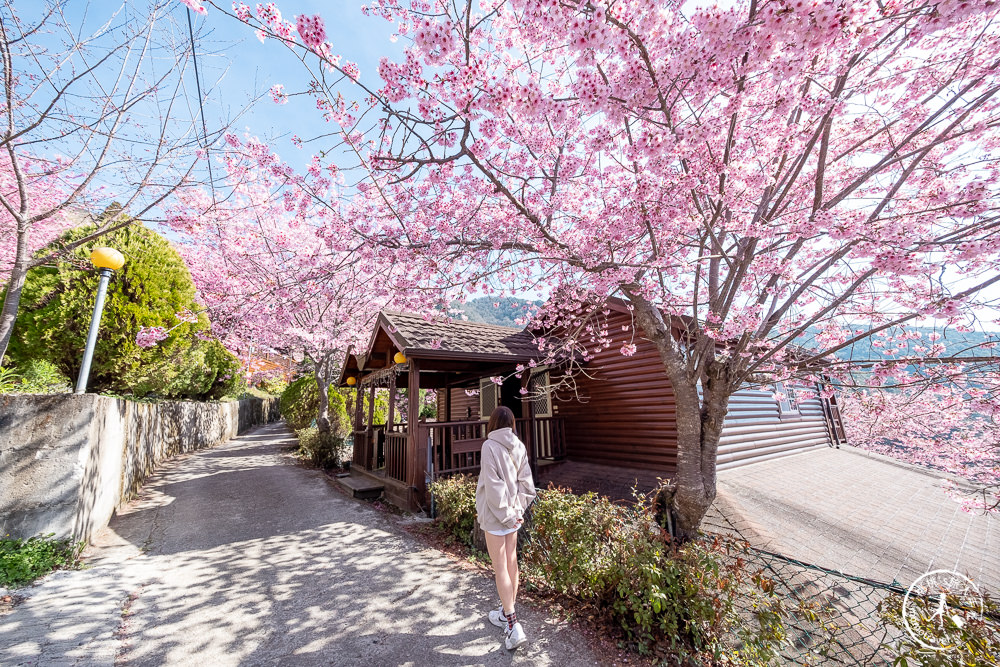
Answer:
[{"xmin": 340, "ymin": 311, "xmax": 568, "ymax": 512}]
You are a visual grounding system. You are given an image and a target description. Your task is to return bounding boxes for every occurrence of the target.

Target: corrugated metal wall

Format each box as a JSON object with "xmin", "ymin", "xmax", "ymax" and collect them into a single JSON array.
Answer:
[{"xmin": 717, "ymin": 388, "xmax": 832, "ymax": 470}]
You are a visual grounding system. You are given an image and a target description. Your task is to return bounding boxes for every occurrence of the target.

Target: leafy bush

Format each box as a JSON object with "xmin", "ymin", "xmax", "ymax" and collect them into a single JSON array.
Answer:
[
  {"xmin": 3, "ymin": 216, "xmax": 242, "ymax": 399},
  {"xmin": 0, "ymin": 366, "xmax": 19, "ymax": 392},
  {"xmin": 879, "ymin": 590, "xmax": 1000, "ymax": 666},
  {"xmin": 427, "ymin": 474, "xmax": 478, "ymax": 546},
  {"xmin": 522, "ymin": 488, "xmax": 625, "ymax": 598},
  {"xmin": 0, "ymin": 533, "xmax": 83, "ymax": 588},
  {"xmin": 12, "ymin": 359, "xmax": 72, "ymax": 393},
  {"xmin": 426, "ymin": 477, "xmax": 785, "ymax": 661},
  {"xmin": 256, "ymin": 375, "xmax": 288, "ymax": 396},
  {"xmin": 296, "ymin": 426, "xmax": 349, "ymax": 469},
  {"xmin": 280, "ymin": 374, "xmax": 352, "ymax": 433}
]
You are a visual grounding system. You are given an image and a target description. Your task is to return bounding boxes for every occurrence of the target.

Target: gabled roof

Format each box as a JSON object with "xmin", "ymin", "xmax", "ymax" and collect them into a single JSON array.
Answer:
[
  {"xmin": 337, "ymin": 311, "xmax": 543, "ymax": 386},
  {"xmin": 382, "ymin": 311, "xmax": 539, "ymax": 360}
]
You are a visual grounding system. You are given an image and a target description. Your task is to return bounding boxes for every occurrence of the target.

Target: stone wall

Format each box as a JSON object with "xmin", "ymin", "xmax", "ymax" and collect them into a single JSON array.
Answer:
[{"xmin": 0, "ymin": 394, "xmax": 279, "ymax": 543}]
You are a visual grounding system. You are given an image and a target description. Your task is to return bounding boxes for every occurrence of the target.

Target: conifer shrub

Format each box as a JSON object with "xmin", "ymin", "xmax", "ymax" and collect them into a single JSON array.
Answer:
[
  {"xmin": 3, "ymin": 218, "xmax": 241, "ymax": 399},
  {"xmin": 280, "ymin": 375, "xmax": 321, "ymax": 430}
]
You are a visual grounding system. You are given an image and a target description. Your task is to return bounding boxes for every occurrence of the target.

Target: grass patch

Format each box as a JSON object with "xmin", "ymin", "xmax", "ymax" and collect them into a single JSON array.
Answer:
[{"xmin": 0, "ymin": 534, "xmax": 84, "ymax": 588}]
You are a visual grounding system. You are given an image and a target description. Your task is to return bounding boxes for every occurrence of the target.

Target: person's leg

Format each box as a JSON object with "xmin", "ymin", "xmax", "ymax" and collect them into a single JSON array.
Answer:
[
  {"xmin": 485, "ymin": 531, "xmax": 515, "ymax": 614},
  {"xmin": 505, "ymin": 531, "xmax": 519, "ymax": 607}
]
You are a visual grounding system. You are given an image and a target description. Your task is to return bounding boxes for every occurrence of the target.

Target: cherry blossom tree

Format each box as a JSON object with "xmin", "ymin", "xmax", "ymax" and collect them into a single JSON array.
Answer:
[
  {"xmin": 842, "ymin": 382, "xmax": 1000, "ymax": 513},
  {"xmin": 0, "ymin": 0, "xmax": 234, "ymax": 364},
  {"xmin": 164, "ymin": 133, "xmax": 450, "ymax": 436},
  {"xmin": 197, "ymin": 0, "xmax": 1000, "ymax": 537}
]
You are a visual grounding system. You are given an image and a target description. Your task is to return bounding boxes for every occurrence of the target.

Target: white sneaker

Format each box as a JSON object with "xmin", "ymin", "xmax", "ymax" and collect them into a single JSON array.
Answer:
[
  {"xmin": 488, "ymin": 605, "xmax": 508, "ymax": 628},
  {"xmin": 504, "ymin": 621, "xmax": 527, "ymax": 650}
]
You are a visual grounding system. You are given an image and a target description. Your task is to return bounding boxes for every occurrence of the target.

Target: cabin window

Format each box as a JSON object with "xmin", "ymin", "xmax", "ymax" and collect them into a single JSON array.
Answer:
[
  {"xmin": 530, "ymin": 370, "xmax": 552, "ymax": 417},
  {"xmin": 479, "ymin": 377, "xmax": 498, "ymax": 418},
  {"xmin": 774, "ymin": 381, "xmax": 800, "ymax": 415}
]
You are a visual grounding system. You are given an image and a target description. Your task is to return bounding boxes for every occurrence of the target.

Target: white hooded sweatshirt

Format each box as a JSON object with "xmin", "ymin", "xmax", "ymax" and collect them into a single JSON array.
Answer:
[{"xmin": 475, "ymin": 427, "xmax": 537, "ymax": 533}]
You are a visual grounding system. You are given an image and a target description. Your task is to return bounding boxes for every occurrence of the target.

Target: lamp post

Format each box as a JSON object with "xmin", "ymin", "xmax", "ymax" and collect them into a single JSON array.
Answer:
[{"xmin": 74, "ymin": 247, "xmax": 125, "ymax": 394}]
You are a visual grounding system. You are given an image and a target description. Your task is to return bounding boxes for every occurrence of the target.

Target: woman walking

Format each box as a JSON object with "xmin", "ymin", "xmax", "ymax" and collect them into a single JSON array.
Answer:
[{"xmin": 475, "ymin": 405, "xmax": 536, "ymax": 650}]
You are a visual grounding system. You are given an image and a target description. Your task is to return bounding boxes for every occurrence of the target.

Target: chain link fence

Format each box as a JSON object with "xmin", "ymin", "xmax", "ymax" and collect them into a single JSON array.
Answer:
[
  {"xmin": 704, "ymin": 498, "xmax": 999, "ymax": 665},
  {"xmin": 720, "ymin": 539, "xmax": 999, "ymax": 665}
]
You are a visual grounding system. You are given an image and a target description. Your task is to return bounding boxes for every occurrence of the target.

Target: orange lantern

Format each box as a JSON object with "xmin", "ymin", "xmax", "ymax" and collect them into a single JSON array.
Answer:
[
  {"xmin": 346, "ymin": 376, "xmax": 357, "ymax": 386},
  {"xmin": 393, "ymin": 352, "xmax": 407, "ymax": 364}
]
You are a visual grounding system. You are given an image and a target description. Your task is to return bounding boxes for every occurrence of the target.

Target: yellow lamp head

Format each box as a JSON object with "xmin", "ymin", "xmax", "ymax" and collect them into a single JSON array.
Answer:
[
  {"xmin": 393, "ymin": 351, "xmax": 407, "ymax": 364},
  {"xmin": 346, "ymin": 376, "xmax": 357, "ymax": 386},
  {"xmin": 91, "ymin": 247, "xmax": 125, "ymax": 271}
]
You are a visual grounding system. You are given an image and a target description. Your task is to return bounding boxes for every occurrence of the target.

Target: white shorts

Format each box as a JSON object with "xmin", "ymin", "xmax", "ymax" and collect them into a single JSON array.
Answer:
[{"xmin": 486, "ymin": 525, "xmax": 519, "ymax": 537}]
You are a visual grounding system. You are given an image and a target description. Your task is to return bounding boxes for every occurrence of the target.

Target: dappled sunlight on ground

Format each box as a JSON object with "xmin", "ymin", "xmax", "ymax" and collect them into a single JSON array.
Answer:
[{"xmin": 0, "ymin": 422, "xmax": 598, "ymax": 666}]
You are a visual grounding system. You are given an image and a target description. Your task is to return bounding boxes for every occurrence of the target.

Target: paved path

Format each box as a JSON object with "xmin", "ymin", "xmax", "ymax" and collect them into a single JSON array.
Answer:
[
  {"xmin": 0, "ymin": 423, "xmax": 602, "ymax": 666},
  {"xmin": 717, "ymin": 446, "xmax": 999, "ymax": 592}
]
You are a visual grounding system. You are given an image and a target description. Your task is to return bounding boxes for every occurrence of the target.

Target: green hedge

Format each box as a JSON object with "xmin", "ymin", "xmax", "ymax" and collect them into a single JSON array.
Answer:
[
  {"xmin": 281, "ymin": 375, "xmax": 390, "ymax": 433},
  {"xmin": 3, "ymin": 217, "xmax": 242, "ymax": 399},
  {"xmin": 426, "ymin": 477, "xmax": 786, "ymax": 660}
]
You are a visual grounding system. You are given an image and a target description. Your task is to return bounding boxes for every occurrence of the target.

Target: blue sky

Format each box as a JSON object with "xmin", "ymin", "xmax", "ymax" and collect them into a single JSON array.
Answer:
[{"xmin": 188, "ymin": 1, "xmax": 404, "ymax": 172}]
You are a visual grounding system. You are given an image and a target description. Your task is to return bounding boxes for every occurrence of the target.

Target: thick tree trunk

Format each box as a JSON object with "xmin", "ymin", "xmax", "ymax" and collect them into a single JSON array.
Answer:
[
  {"xmin": 625, "ymin": 292, "xmax": 734, "ymax": 541},
  {"xmin": 313, "ymin": 355, "xmax": 332, "ymax": 435},
  {"xmin": 0, "ymin": 225, "xmax": 30, "ymax": 365}
]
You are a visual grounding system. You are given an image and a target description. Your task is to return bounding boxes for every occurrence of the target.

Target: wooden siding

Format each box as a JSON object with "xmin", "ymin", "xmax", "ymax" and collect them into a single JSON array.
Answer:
[
  {"xmin": 553, "ymin": 312, "xmax": 678, "ymax": 473},
  {"xmin": 448, "ymin": 387, "xmax": 481, "ymax": 422},
  {"xmin": 717, "ymin": 388, "xmax": 832, "ymax": 470}
]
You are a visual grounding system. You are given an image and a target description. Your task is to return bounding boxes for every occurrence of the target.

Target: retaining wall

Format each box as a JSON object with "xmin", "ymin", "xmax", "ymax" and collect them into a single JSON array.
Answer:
[{"xmin": 0, "ymin": 394, "xmax": 279, "ymax": 543}]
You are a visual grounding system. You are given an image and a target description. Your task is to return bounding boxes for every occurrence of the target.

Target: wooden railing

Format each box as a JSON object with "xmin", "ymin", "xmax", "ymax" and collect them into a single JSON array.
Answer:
[
  {"xmin": 352, "ymin": 429, "xmax": 372, "ymax": 469},
  {"xmin": 427, "ymin": 417, "xmax": 566, "ymax": 478},
  {"xmin": 427, "ymin": 420, "xmax": 488, "ymax": 477},
  {"xmin": 385, "ymin": 432, "xmax": 408, "ymax": 482},
  {"xmin": 354, "ymin": 417, "xmax": 567, "ymax": 485},
  {"xmin": 528, "ymin": 416, "xmax": 567, "ymax": 460}
]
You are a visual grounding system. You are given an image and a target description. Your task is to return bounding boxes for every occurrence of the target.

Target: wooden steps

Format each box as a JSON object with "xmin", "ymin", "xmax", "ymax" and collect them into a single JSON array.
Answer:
[{"xmin": 336, "ymin": 472, "xmax": 385, "ymax": 500}]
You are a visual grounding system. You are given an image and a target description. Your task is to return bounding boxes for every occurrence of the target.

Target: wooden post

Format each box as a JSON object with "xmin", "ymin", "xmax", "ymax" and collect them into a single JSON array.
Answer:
[
  {"xmin": 520, "ymin": 372, "xmax": 536, "ymax": 479},
  {"xmin": 367, "ymin": 385, "xmax": 376, "ymax": 468},
  {"xmin": 387, "ymin": 371, "xmax": 397, "ymax": 431},
  {"xmin": 352, "ymin": 387, "xmax": 363, "ymax": 432},
  {"xmin": 407, "ymin": 359, "xmax": 421, "ymax": 500},
  {"xmin": 445, "ymin": 383, "xmax": 452, "ymax": 422}
]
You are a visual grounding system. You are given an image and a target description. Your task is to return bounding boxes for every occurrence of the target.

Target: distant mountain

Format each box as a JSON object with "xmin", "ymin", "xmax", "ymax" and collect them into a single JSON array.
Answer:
[
  {"xmin": 800, "ymin": 326, "xmax": 998, "ymax": 364},
  {"xmin": 456, "ymin": 297, "xmax": 542, "ymax": 328}
]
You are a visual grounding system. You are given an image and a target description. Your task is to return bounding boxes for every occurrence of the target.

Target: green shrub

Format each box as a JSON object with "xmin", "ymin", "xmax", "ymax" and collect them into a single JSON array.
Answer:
[
  {"xmin": 280, "ymin": 374, "xmax": 352, "ymax": 433},
  {"xmin": 0, "ymin": 533, "xmax": 83, "ymax": 588},
  {"xmin": 879, "ymin": 590, "xmax": 1000, "ymax": 666},
  {"xmin": 522, "ymin": 488, "xmax": 626, "ymax": 598},
  {"xmin": 424, "ymin": 477, "xmax": 786, "ymax": 662},
  {"xmin": 296, "ymin": 426, "xmax": 348, "ymax": 469},
  {"xmin": 428, "ymin": 474, "xmax": 478, "ymax": 546},
  {"xmin": 2, "ymin": 215, "xmax": 241, "ymax": 399},
  {"xmin": 12, "ymin": 359, "xmax": 72, "ymax": 393},
  {"xmin": 0, "ymin": 366, "xmax": 19, "ymax": 392},
  {"xmin": 281, "ymin": 376, "xmax": 320, "ymax": 430},
  {"xmin": 256, "ymin": 375, "xmax": 288, "ymax": 396}
]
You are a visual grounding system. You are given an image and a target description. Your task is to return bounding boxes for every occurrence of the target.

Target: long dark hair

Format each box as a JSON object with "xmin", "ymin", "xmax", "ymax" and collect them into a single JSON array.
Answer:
[{"xmin": 486, "ymin": 405, "xmax": 516, "ymax": 433}]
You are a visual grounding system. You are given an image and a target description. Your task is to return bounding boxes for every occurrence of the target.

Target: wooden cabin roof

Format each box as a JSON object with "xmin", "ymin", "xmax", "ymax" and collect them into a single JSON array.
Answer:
[
  {"xmin": 382, "ymin": 311, "xmax": 539, "ymax": 360},
  {"xmin": 337, "ymin": 311, "xmax": 542, "ymax": 387}
]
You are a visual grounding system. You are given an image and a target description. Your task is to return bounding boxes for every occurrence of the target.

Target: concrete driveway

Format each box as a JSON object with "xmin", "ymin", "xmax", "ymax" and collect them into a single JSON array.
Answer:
[
  {"xmin": 0, "ymin": 423, "xmax": 603, "ymax": 666},
  {"xmin": 716, "ymin": 446, "xmax": 999, "ymax": 593}
]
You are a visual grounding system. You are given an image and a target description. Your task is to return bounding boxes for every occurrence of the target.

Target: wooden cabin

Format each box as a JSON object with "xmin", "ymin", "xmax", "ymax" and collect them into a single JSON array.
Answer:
[{"xmin": 337, "ymin": 304, "xmax": 846, "ymax": 510}]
